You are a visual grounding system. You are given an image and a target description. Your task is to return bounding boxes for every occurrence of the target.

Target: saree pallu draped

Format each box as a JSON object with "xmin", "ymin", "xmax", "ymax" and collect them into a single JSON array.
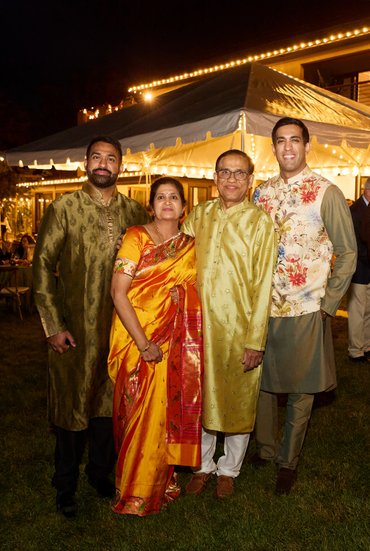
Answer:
[{"xmin": 108, "ymin": 228, "xmax": 203, "ymax": 516}]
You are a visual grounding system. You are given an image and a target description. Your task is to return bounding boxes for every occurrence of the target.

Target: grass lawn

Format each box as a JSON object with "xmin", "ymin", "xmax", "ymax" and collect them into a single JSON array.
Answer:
[{"xmin": 0, "ymin": 304, "xmax": 369, "ymax": 551}]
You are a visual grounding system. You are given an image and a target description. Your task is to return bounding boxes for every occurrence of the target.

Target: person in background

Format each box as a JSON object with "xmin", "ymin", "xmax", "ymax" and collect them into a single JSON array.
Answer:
[
  {"xmin": 13, "ymin": 233, "xmax": 35, "ymax": 263},
  {"xmin": 32, "ymin": 136, "xmax": 150, "ymax": 518},
  {"xmin": 183, "ymin": 149, "xmax": 276, "ymax": 499},
  {"xmin": 0, "ymin": 209, "xmax": 11, "ymax": 242},
  {"xmin": 0, "ymin": 235, "xmax": 12, "ymax": 263},
  {"xmin": 252, "ymin": 117, "xmax": 357, "ymax": 495},
  {"xmin": 347, "ymin": 177, "xmax": 370, "ymax": 363}
]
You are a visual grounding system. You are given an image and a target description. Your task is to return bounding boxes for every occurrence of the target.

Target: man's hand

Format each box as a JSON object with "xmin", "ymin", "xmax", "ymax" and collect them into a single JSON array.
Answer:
[
  {"xmin": 242, "ymin": 348, "xmax": 263, "ymax": 372},
  {"xmin": 116, "ymin": 232, "xmax": 124, "ymax": 251},
  {"xmin": 47, "ymin": 331, "xmax": 76, "ymax": 354}
]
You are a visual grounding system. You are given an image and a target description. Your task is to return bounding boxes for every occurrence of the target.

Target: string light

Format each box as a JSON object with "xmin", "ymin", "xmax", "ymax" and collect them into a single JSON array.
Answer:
[
  {"xmin": 143, "ymin": 92, "xmax": 153, "ymax": 102},
  {"xmin": 128, "ymin": 26, "xmax": 370, "ymax": 94},
  {"xmin": 15, "ymin": 156, "xmax": 370, "ymax": 193},
  {"xmin": 17, "ymin": 176, "xmax": 88, "ymax": 189}
]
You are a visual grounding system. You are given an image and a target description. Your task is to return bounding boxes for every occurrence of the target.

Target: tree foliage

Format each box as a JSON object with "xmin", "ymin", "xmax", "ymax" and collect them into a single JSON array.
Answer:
[{"xmin": 0, "ymin": 161, "xmax": 18, "ymax": 200}]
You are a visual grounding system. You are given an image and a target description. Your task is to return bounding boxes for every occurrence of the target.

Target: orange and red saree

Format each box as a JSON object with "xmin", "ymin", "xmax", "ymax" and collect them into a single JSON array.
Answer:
[{"xmin": 108, "ymin": 226, "xmax": 203, "ymax": 516}]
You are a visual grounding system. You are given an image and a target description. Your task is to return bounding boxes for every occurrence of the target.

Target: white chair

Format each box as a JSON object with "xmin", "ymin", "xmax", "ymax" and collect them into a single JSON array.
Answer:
[{"xmin": 0, "ymin": 266, "xmax": 31, "ymax": 320}]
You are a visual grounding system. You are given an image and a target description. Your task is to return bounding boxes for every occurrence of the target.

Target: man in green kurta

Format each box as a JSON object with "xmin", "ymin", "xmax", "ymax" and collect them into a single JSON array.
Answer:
[
  {"xmin": 32, "ymin": 136, "xmax": 150, "ymax": 517},
  {"xmin": 183, "ymin": 149, "xmax": 277, "ymax": 498}
]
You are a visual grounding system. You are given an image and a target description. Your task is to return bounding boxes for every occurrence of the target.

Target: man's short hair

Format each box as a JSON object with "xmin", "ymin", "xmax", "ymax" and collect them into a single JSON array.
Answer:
[
  {"xmin": 364, "ymin": 177, "xmax": 370, "ymax": 190},
  {"xmin": 272, "ymin": 117, "xmax": 310, "ymax": 145},
  {"xmin": 215, "ymin": 149, "xmax": 254, "ymax": 174},
  {"xmin": 86, "ymin": 136, "xmax": 123, "ymax": 164}
]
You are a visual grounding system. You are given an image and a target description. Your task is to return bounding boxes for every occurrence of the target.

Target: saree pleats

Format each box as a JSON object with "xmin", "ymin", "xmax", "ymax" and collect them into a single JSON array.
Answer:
[{"xmin": 108, "ymin": 229, "xmax": 202, "ymax": 516}]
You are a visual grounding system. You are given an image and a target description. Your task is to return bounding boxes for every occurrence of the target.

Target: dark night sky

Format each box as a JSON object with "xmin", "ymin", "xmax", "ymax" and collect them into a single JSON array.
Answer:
[{"xmin": 2, "ymin": 0, "xmax": 370, "ymax": 150}]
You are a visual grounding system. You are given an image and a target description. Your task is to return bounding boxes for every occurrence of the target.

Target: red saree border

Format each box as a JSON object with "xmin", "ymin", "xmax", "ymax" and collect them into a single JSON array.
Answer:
[
  {"xmin": 166, "ymin": 284, "xmax": 203, "ymax": 466},
  {"xmin": 137, "ymin": 232, "xmax": 194, "ymax": 272}
]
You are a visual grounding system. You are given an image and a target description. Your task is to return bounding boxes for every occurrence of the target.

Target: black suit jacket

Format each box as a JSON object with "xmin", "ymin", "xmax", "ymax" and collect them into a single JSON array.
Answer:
[{"xmin": 350, "ymin": 196, "xmax": 370, "ymax": 284}]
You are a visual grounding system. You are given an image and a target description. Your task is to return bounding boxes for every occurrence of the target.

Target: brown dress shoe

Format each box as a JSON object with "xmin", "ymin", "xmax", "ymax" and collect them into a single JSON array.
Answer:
[
  {"xmin": 275, "ymin": 467, "xmax": 297, "ymax": 495},
  {"xmin": 215, "ymin": 475, "xmax": 234, "ymax": 499},
  {"xmin": 185, "ymin": 473, "xmax": 213, "ymax": 495}
]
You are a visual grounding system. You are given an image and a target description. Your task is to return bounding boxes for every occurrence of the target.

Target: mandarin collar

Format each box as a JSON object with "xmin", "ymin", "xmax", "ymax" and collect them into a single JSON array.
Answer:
[
  {"xmin": 217, "ymin": 196, "xmax": 250, "ymax": 214},
  {"xmin": 278, "ymin": 165, "xmax": 310, "ymax": 186},
  {"xmin": 82, "ymin": 181, "xmax": 118, "ymax": 206}
]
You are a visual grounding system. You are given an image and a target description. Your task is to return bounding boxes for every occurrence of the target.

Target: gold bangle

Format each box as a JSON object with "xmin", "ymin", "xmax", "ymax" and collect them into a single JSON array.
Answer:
[{"xmin": 139, "ymin": 342, "xmax": 150, "ymax": 353}]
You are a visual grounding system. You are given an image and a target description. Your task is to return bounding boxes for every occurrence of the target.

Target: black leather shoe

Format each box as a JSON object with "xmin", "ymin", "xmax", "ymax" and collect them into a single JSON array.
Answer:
[
  {"xmin": 248, "ymin": 452, "xmax": 270, "ymax": 468},
  {"xmin": 88, "ymin": 476, "xmax": 116, "ymax": 498},
  {"xmin": 56, "ymin": 492, "xmax": 77, "ymax": 518},
  {"xmin": 275, "ymin": 467, "xmax": 297, "ymax": 495}
]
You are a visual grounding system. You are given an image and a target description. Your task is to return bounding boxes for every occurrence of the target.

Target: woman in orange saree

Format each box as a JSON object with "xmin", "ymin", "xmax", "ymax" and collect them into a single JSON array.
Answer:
[{"xmin": 108, "ymin": 178, "xmax": 203, "ymax": 516}]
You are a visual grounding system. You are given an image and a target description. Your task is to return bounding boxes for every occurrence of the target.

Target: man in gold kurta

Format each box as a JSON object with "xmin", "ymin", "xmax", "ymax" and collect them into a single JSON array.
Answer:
[
  {"xmin": 32, "ymin": 136, "xmax": 150, "ymax": 517},
  {"xmin": 182, "ymin": 149, "xmax": 276, "ymax": 498}
]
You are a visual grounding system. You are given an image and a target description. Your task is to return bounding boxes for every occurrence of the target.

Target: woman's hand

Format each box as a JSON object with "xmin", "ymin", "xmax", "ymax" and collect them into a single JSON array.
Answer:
[{"xmin": 139, "ymin": 341, "xmax": 163, "ymax": 363}]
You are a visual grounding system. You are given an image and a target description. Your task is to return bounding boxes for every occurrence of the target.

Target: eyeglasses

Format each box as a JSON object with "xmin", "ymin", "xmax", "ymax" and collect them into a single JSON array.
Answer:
[{"xmin": 216, "ymin": 169, "xmax": 249, "ymax": 181}]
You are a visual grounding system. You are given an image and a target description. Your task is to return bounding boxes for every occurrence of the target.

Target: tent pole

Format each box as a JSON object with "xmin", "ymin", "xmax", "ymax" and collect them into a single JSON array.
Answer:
[
  {"xmin": 239, "ymin": 111, "xmax": 247, "ymax": 153},
  {"xmin": 355, "ymin": 172, "xmax": 362, "ymax": 199},
  {"xmin": 145, "ymin": 170, "xmax": 152, "ymax": 204}
]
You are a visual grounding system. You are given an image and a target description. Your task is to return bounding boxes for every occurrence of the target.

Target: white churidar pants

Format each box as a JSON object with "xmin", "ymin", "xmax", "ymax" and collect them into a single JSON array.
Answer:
[{"xmin": 194, "ymin": 428, "xmax": 250, "ymax": 478}]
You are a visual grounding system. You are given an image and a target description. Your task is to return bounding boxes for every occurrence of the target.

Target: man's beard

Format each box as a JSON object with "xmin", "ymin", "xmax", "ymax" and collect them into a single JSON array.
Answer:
[{"xmin": 87, "ymin": 168, "xmax": 118, "ymax": 189}]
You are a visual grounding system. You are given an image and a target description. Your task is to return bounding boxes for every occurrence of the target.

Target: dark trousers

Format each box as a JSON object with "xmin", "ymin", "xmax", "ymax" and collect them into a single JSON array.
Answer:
[{"xmin": 52, "ymin": 417, "xmax": 116, "ymax": 495}]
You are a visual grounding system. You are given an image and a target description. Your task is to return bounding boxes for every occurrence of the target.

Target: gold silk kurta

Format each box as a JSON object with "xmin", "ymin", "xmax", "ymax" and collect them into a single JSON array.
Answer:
[
  {"xmin": 32, "ymin": 183, "xmax": 150, "ymax": 431},
  {"xmin": 182, "ymin": 198, "xmax": 277, "ymax": 433}
]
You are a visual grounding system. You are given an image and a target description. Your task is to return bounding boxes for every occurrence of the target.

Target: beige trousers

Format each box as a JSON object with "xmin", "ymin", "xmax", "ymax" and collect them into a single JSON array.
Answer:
[{"xmin": 347, "ymin": 282, "xmax": 370, "ymax": 358}]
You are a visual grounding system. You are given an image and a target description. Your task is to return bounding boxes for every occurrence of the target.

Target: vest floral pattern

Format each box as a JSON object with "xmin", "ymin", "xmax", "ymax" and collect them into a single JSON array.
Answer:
[{"xmin": 254, "ymin": 167, "xmax": 334, "ymax": 317}]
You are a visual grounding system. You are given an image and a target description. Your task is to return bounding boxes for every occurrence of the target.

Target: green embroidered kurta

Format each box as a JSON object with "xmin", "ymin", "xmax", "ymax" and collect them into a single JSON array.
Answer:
[
  {"xmin": 33, "ymin": 183, "xmax": 150, "ymax": 430},
  {"xmin": 182, "ymin": 198, "xmax": 277, "ymax": 433}
]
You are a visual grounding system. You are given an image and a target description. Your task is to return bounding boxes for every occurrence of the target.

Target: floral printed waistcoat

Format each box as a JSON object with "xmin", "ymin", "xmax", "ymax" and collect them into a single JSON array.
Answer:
[{"xmin": 253, "ymin": 167, "xmax": 333, "ymax": 317}]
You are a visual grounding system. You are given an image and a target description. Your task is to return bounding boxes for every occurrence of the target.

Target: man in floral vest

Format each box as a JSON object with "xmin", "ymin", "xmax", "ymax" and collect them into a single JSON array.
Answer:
[{"xmin": 252, "ymin": 117, "xmax": 357, "ymax": 495}]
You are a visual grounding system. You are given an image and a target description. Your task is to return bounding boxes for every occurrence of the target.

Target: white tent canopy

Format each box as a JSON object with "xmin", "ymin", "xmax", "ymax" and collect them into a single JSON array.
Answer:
[{"xmin": 6, "ymin": 62, "xmax": 370, "ymax": 179}]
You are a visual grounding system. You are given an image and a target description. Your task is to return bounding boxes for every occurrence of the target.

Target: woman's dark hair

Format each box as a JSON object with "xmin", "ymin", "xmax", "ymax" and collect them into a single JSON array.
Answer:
[
  {"xmin": 149, "ymin": 177, "xmax": 186, "ymax": 208},
  {"xmin": 14, "ymin": 233, "xmax": 35, "ymax": 258},
  {"xmin": 20, "ymin": 233, "xmax": 35, "ymax": 245}
]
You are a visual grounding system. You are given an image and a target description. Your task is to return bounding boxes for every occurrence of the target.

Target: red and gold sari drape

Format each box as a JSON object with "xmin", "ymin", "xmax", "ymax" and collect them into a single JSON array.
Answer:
[{"xmin": 108, "ymin": 227, "xmax": 203, "ymax": 516}]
